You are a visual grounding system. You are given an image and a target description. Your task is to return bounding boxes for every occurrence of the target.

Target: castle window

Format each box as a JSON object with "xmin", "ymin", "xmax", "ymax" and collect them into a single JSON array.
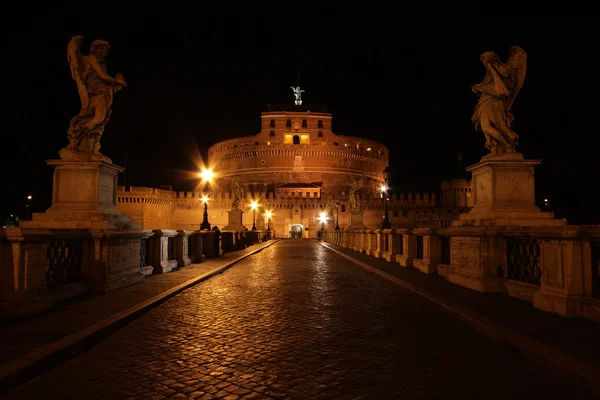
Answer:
[
  {"xmin": 267, "ymin": 141, "xmax": 271, "ymax": 145},
  {"xmin": 300, "ymin": 135, "xmax": 309, "ymax": 144},
  {"xmin": 334, "ymin": 142, "xmax": 339, "ymax": 146},
  {"xmin": 293, "ymin": 135, "xmax": 300, "ymax": 144},
  {"xmin": 284, "ymin": 135, "xmax": 293, "ymax": 144},
  {"xmin": 341, "ymin": 204, "xmax": 346, "ymax": 213},
  {"xmin": 269, "ymin": 119, "xmax": 275, "ymax": 128},
  {"xmin": 254, "ymin": 141, "xmax": 259, "ymax": 145},
  {"xmin": 318, "ymin": 131, "xmax": 323, "ymax": 137},
  {"xmin": 393, "ymin": 210, "xmax": 399, "ymax": 217},
  {"xmin": 367, "ymin": 147, "xmax": 372, "ymax": 151},
  {"xmin": 270, "ymin": 130, "xmax": 275, "ymax": 137},
  {"xmin": 356, "ymin": 143, "xmax": 360, "ymax": 150},
  {"xmin": 346, "ymin": 162, "xmax": 350, "ymax": 166},
  {"xmin": 286, "ymin": 119, "xmax": 291, "ymax": 128},
  {"xmin": 302, "ymin": 119, "xmax": 307, "ymax": 128},
  {"xmin": 318, "ymin": 120, "xmax": 323, "ymax": 128},
  {"xmin": 378, "ymin": 150, "xmax": 382, "ymax": 156},
  {"xmin": 344, "ymin": 143, "xmax": 348, "ymax": 147},
  {"xmin": 261, "ymin": 160, "xmax": 265, "ymax": 164},
  {"xmin": 402, "ymin": 211, "xmax": 408, "ymax": 217}
]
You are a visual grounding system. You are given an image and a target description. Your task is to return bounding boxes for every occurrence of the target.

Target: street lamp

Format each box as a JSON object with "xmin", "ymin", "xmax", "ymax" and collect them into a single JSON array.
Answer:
[
  {"xmin": 199, "ymin": 168, "xmax": 214, "ymax": 230},
  {"xmin": 335, "ymin": 200, "xmax": 340, "ymax": 231},
  {"xmin": 318, "ymin": 211, "xmax": 327, "ymax": 241},
  {"xmin": 265, "ymin": 210, "xmax": 272, "ymax": 231},
  {"xmin": 265, "ymin": 210, "xmax": 272, "ymax": 240},
  {"xmin": 200, "ymin": 194, "xmax": 211, "ymax": 230},
  {"xmin": 381, "ymin": 184, "xmax": 391, "ymax": 229},
  {"xmin": 251, "ymin": 200, "xmax": 258, "ymax": 230},
  {"xmin": 319, "ymin": 211, "xmax": 328, "ymax": 231},
  {"xmin": 25, "ymin": 191, "xmax": 33, "ymax": 221}
]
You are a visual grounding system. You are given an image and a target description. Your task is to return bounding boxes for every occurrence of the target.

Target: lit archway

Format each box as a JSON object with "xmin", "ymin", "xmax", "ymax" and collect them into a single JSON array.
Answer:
[{"xmin": 290, "ymin": 224, "xmax": 304, "ymax": 238}]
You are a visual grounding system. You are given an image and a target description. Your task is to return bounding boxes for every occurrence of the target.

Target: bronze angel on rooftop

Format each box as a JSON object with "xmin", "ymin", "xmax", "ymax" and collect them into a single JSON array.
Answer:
[
  {"xmin": 471, "ymin": 46, "xmax": 527, "ymax": 157},
  {"xmin": 65, "ymin": 35, "xmax": 126, "ymax": 159}
]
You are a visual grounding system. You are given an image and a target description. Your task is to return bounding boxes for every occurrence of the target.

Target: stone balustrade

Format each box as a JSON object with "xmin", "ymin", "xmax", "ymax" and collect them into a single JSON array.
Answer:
[
  {"xmin": 0, "ymin": 226, "xmax": 269, "ymax": 318},
  {"xmin": 321, "ymin": 225, "xmax": 600, "ymax": 321}
]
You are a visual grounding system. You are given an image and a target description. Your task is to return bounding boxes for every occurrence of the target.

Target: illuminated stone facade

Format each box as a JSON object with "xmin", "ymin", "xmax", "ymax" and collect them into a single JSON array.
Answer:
[
  {"xmin": 117, "ymin": 105, "xmax": 467, "ymax": 238},
  {"xmin": 208, "ymin": 104, "xmax": 389, "ymax": 195}
]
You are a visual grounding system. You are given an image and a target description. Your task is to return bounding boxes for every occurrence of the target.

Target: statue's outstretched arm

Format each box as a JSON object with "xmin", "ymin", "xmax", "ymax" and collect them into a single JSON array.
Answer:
[{"xmin": 88, "ymin": 57, "xmax": 126, "ymax": 86}]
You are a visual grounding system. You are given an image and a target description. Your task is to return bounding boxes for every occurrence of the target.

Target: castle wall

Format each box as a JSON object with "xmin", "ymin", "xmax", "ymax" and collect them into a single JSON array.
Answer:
[
  {"xmin": 440, "ymin": 178, "xmax": 474, "ymax": 208},
  {"xmin": 116, "ymin": 187, "xmax": 454, "ymax": 237}
]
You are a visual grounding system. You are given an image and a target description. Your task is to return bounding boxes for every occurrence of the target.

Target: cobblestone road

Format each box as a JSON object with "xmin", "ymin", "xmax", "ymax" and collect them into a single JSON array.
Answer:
[{"xmin": 5, "ymin": 240, "xmax": 596, "ymax": 399}]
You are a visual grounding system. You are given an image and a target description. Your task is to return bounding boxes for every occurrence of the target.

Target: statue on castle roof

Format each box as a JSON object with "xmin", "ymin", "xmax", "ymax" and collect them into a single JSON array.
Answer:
[
  {"xmin": 290, "ymin": 85, "xmax": 305, "ymax": 105},
  {"xmin": 471, "ymin": 46, "xmax": 527, "ymax": 158},
  {"xmin": 62, "ymin": 35, "xmax": 127, "ymax": 162}
]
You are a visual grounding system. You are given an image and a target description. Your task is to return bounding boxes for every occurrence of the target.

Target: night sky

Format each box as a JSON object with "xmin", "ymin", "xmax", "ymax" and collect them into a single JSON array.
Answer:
[{"xmin": 4, "ymin": 13, "xmax": 599, "ymax": 224}]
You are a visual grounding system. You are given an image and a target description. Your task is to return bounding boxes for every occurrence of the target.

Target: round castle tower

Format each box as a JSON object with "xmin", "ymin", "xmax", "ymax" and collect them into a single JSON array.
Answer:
[{"xmin": 208, "ymin": 103, "xmax": 389, "ymax": 198}]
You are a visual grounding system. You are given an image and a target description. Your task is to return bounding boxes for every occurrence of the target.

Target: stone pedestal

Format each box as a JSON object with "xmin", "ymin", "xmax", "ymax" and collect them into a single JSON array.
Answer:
[
  {"xmin": 224, "ymin": 208, "xmax": 245, "ymax": 231},
  {"xmin": 349, "ymin": 210, "xmax": 366, "ymax": 228},
  {"xmin": 21, "ymin": 159, "xmax": 137, "ymax": 230},
  {"xmin": 456, "ymin": 155, "xmax": 565, "ymax": 227}
]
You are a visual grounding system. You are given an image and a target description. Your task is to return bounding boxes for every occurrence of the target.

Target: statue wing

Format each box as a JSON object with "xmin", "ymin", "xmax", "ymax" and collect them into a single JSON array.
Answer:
[
  {"xmin": 67, "ymin": 35, "xmax": 89, "ymax": 109},
  {"xmin": 290, "ymin": 86, "xmax": 296, "ymax": 91},
  {"xmin": 506, "ymin": 46, "xmax": 527, "ymax": 111}
]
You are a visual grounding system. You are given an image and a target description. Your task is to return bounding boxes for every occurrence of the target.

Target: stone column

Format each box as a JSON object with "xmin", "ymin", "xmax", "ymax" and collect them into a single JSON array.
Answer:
[
  {"xmin": 150, "ymin": 229, "xmax": 179, "ymax": 273},
  {"xmin": 396, "ymin": 228, "xmax": 415, "ymax": 267},
  {"xmin": 175, "ymin": 230, "xmax": 193, "ymax": 267},
  {"xmin": 412, "ymin": 228, "xmax": 440, "ymax": 274}
]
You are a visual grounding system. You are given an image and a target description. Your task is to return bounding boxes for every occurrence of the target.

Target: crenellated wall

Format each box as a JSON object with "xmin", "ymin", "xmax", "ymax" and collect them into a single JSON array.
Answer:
[
  {"xmin": 116, "ymin": 186, "xmax": 454, "ymax": 237},
  {"xmin": 440, "ymin": 178, "xmax": 474, "ymax": 209}
]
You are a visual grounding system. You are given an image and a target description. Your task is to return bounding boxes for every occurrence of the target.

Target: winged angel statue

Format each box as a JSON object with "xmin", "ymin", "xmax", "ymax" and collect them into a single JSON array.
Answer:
[
  {"xmin": 290, "ymin": 85, "xmax": 305, "ymax": 103},
  {"xmin": 471, "ymin": 46, "xmax": 527, "ymax": 157},
  {"xmin": 64, "ymin": 35, "xmax": 126, "ymax": 159}
]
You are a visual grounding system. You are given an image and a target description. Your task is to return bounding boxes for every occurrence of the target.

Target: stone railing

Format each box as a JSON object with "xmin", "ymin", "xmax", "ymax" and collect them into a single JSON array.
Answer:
[
  {"xmin": 0, "ymin": 227, "xmax": 153, "ymax": 318},
  {"xmin": 321, "ymin": 225, "xmax": 600, "ymax": 321},
  {"xmin": 1, "ymin": 226, "xmax": 270, "ymax": 318}
]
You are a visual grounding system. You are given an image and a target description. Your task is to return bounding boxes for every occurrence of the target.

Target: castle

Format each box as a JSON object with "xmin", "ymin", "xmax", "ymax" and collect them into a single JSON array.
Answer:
[{"xmin": 117, "ymin": 93, "xmax": 473, "ymax": 238}]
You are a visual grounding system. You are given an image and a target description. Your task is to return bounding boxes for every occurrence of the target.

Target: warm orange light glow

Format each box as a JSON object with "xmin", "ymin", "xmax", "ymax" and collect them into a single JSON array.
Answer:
[
  {"xmin": 319, "ymin": 211, "xmax": 328, "ymax": 224},
  {"xmin": 201, "ymin": 195, "xmax": 209, "ymax": 203},
  {"xmin": 26, "ymin": 195, "xmax": 33, "ymax": 200},
  {"xmin": 201, "ymin": 168, "xmax": 214, "ymax": 182},
  {"xmin": 250, "ymin": 200, "xmax": 259, "ymax": 210},
  {"xmin": 265, "ymin": 210, "xmax": 273, "ymax": 219},
  {"xmin": 381, "ymin": 185, "xmax": 388, "ymax": 192}
]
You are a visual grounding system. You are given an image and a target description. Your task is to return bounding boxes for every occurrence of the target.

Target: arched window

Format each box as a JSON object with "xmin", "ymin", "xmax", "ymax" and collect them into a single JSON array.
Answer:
[
  {"xmin": 341, "ymin": 204, "xmax": 346, "ymax": 212},
  {"xmin": 293, "ymin": 135, "xmax": 300, "ymax": 144}
]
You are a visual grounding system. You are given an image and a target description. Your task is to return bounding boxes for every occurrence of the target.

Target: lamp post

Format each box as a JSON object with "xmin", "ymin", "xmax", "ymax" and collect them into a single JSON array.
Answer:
[
  {"xmin": 251, "ymin": 200, "xmax": 258, "ymax": 230},
  {"xmin": 25, "ymin": 192, "xmax": 33, "ymax": 221},
  {"xmin": 335, "ymin": 200, "xmax": 340, "ymax": 231},
  {"xmin": 381, "ymin": 184, "xmax": 391, "ymax": 229},
  {"xmin": 199, "ymin": 168, "xmax": 214, "ymax": 230},
  {"xmin": 265, "ymin": 210, "xmax": 272, "ymax": 240},
  {"xmin": 318, "ymin": 211, "xmax": 327, "ymax": 240},
  {"xmin": 200, "ymin": 194, "xmax": 211, "ymax": 230}
]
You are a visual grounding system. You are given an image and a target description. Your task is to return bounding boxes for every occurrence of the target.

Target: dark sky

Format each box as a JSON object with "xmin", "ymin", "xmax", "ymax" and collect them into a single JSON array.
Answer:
[{"xmin": 4, "ymin": 13, "xmax": 599, "ymax": 224}]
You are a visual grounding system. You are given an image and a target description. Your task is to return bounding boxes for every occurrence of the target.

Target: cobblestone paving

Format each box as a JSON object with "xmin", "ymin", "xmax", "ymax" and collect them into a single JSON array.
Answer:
[{"xmin": 5, "ymin": 240, "xmax": 596, "ymax": 399}]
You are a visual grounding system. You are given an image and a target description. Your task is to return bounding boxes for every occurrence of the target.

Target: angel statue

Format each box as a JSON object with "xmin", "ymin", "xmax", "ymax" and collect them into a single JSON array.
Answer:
[
  {"xmin": 347, "ymin": 176, "xmax": 363, "ymax": 211},
  {"xmin": 63, "ymin": 35, "xmax": 127, "ymax": 161},
  {"xmin": 230, "ymin": 177, "xmax": 244, "ymax": 209},
  {"xmin": 471, "ymin": 46, "xmax": 527, "ymax": 157},
  {"xmin": 290, "ymin": 85, "xmax": 305, "ymax": 105}
]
